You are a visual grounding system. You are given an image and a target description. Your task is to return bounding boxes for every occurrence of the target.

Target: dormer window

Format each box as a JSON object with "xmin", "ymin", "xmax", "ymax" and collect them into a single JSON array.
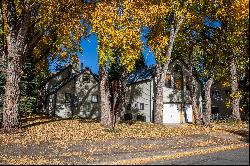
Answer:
[
  {"xmin": 165, "ymin": 74, "xmax": 172, "ymax": 88},
  {"xmin": 82, "ymin": 74, "xmax": 90, "ymax": 82},
  {"xmin": 140, "ymin": 103, "xmax": 144, "ymax": 110}
]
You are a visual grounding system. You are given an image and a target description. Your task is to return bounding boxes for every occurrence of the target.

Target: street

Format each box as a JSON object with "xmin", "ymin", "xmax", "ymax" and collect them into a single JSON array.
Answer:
[{"xmin": 145, "ymin": 147, "xmax": 249, "ymax": 165}]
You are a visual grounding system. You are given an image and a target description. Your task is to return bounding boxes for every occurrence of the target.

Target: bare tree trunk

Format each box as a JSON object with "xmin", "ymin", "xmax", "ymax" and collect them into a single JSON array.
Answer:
[
  {"xmin": 2, "ymin": 45, "xmax": 22, "ymax": 131},
  {"xmin": 203, "ymin": 77, "xmax": 213, "ymax": 125},
  {"xmin": 188, "ymin": 73, "xmax": 202, "ymax": 125},
  {"xmin": 188, "ymin": 53, "xmax": 202, "ymax": 125},
  {"xmin": 229, "ymin": 54, "xmax": 241, "ymax": 121},
  {"xmin": 154, "ymin": 9, "xmax": 187, "ymax": 124},
  {"xmin": 99, "ymin": 64, "xmax": 112, "ymax": 128},
  {"xmin": 191, "ymin": 82, "xmax": 202, "ymax": 125},
  {"xmin": 154, "ymin": 63, "xmax": 164, "ymax": 123},
  {"xmin": 116, "ymin": 69, "xmax": 127, "ymax": 123},
  {"xmin": 2, "ymin": 0, "xmax": 32, "ymax": 132}
]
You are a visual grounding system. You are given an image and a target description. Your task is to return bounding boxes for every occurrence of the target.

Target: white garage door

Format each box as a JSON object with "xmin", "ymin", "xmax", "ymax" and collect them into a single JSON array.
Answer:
[
  {"xmin": 163, "ymin": 104, "xmax": 180, "ymax": 123},
  {"xmin": 185, "ymin": 104, "xmax": 193, "ymax": 123}
]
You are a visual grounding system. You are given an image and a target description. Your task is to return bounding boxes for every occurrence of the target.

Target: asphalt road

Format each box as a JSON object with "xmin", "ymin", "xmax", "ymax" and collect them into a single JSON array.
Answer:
[{"xmin": 145, "ymin": 147, "xmax": 249, "ymax": 165}]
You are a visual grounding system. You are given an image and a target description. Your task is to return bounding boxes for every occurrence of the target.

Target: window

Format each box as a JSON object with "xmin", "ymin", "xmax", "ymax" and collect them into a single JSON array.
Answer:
[
  {"xmin": 91, "ymin": 95, "xmax": 98, "ymax": 103},
  {"xmin": 140, "ymin": 103, "xmax": 144, "ymax": 110},
  {"xmin": 174, "ymin": 76, "xmax": 183, "ymax": 90},
  {"xmin": 56, "ymin": 75, "xmax": 61, "ymax": 80},
  {"xmin": 82, "ymin": 74, "xmax": 90, "ymax": 82},
  {"xmin": 65, "ymin": 93, "xmax": 71, "ymax": 103},
  {"xmin": 165, "ymin": 74, "xmax": 172, "ymax": 88},
  {"xmin": 126, "ymin": 104, "xmax": 131, "ymax": 110}
]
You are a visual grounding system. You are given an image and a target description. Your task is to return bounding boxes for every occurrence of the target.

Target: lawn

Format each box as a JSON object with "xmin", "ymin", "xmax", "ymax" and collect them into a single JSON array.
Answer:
[{"xmin": 0, "ymin": 114, "xmax": 248, "ymax": 165}]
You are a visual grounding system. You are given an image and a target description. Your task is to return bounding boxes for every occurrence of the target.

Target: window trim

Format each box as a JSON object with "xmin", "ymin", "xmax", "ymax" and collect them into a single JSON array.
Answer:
[
  {"xmin": 174, "ymin": 74, "xmax": 183, "ymax": 90},
  {"xmin": 65, "ymin": 93, "xmax": 71, "ymax": 103},
  {"xmin": 139, "ymin": 103, "xmax": 144, "ymax": 110},
  {"xmin": 173, "ymin": 65, "xmax": 183, "ymax": 90},
  {"xmin": 225, "ymin": 90, "xmax": 231, "ymax": 97}
]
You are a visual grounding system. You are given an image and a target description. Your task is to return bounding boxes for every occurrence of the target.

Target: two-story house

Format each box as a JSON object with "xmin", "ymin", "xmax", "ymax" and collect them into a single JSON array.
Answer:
[
  {"xmin": 39, "ymin": 58, "xmax": 203, "ymax": 124},
  {"xmin": 38, "ymin": 64, "xmax": 100, "ymax": 119},
  {"xmin": 126, "ymin": 59, "xmax": 203, "ymax": 124}
]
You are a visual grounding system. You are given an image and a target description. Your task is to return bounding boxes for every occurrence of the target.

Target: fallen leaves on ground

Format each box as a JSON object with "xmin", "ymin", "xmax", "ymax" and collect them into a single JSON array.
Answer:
[
  {"xmin": 0, "ymin": 114, "xmax": 248, "ymax": 165},
  {"xmin": 0, "ymin": 115, "xmax": 248, "ymax": 146}
]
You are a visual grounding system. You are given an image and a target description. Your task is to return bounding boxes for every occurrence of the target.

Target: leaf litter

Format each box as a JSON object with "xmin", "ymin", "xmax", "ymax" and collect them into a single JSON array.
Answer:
[{"xmin": 0, "ymin": 114, "xmax": 248, "ymax": 164}]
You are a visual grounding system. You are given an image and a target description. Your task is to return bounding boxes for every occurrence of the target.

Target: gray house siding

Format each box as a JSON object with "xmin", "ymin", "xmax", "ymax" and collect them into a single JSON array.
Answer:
[
  {"xmin": 40, "ymin": 59, "xmax": 203, "ymax": 124},
  {"xmin": 41, "ymin": 67, "xmax": 100, "ymax": 119},
  {"xmin": 75, "ymin": 71, "xmax": 100, "ymax": 119},
  {"xmin": 55, "ymin": 80, "xmax": 75, "ymax": 118},
  {"xmin": 126, "ymin": 79, "xmax": 154, "ymax": 122},
  {"xmin": 126, "ymin": 59, "xmax": 203, "ymax": 124}
]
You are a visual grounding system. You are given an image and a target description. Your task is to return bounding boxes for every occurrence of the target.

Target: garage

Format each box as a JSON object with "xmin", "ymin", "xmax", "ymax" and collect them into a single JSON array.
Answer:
[
  {"xmin": 163, "ymin": 103, "xmax": 181, "ymax": 123},
  {"xmin": 185, "ymin": 104, "xmax": 193, "ymax": 123}
]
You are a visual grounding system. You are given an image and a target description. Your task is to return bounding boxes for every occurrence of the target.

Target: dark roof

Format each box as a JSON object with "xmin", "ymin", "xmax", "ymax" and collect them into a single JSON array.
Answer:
[
  {"xmin": 127, "ymin": 58, "xmax": 202, "ymax": 86},
  {"xmin": 39, "ymin": 64, "xmax": 72, "ymax": 89},
  {"xmin": 127, "ymin": 65, "xmax": 156, "ymax": 84},
  {"xmin": 46, "ymin": 67, "xmax": 99, "ymax": 96}
]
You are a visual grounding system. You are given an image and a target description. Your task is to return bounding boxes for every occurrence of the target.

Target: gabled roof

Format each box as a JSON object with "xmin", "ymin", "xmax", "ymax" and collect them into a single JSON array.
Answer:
[
  {"xmin": 39, "ymin": 64, "xmax": 72, "ymax": 89},
  {"xmin": 127, "ymin": 65, "xmax": 156, "ymax": 85},
  {"xmin": 46, "ymin": 67, "xmax": 99, "ymax": 96}
]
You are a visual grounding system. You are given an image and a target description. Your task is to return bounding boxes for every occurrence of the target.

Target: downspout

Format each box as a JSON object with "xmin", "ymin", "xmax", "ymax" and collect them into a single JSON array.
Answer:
[
  {"xmin": 181, "ymin": 69, "xmax": 185, "ymax": 124},
  {"xmin": 53, "ymin": 92, "xmax": 57, "ymax": 117},
  {"xmin": 150, "ymin": 79, "xmax": 152, "ymax": 122}
]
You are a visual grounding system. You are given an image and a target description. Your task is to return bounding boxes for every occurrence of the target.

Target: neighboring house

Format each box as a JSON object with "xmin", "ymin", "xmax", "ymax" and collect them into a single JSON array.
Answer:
[
  {"xmin": 38, "ymin": 64, "xmax": 100, "ymax": 119},
  {"xmin": 211, "ymin": 79, "xmax": 250, "ymax": 120},
  {"xmin": 39, "ymin": 58, "xmax": 203, "ymax": 124},
  {"xmin": 211, "ymin": 82, "xmax": 234, "ymax": 119},
  {"xmin": 126, "ymin": 59, "xmax": 203, "ymax": 124}
]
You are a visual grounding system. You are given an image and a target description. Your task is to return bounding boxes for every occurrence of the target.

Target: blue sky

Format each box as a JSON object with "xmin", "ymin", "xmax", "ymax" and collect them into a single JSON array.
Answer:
[
  {"xmin": 48, "ymin": 18, "xmax": 220, "ymax": 74},
  {"xmin": 49, "ymin": 33, "xmax": 156, "ymax": 74},
  {"xmin": 77, "ymin": 33, "xmax": 156, "ymax": 74}
]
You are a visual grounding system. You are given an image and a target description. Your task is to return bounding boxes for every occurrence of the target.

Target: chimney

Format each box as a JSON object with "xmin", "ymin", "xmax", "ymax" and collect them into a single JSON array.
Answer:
[{"xmin": 81, "ymin": 63, "xmax": 84, "ymax": 71}]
